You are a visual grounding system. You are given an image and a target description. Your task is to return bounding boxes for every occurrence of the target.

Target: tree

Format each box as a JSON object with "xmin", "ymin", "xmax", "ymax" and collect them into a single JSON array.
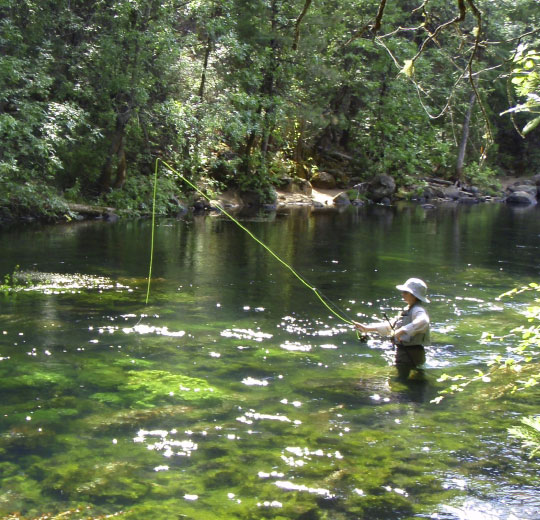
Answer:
[{"xmin": 1, "ymin": 0, "xmax": 540, "ymax": 220}]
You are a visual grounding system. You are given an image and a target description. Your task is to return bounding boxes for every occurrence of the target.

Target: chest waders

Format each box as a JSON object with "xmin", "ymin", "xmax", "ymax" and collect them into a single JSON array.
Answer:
[{"xmin": 384, "ymin": 308, "xmax": 426, "ymax": 380}]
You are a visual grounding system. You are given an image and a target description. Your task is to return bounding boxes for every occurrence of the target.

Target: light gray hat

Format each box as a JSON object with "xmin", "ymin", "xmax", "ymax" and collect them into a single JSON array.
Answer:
[{"xmin": 396, "ymin": 278, "xmax": 430, "ymax": 303}]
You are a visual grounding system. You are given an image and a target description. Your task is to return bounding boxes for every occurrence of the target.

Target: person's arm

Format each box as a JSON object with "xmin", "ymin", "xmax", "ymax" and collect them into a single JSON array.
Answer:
[
  {"xmin": 394, "ymin": 307, "xmax": 429, "ymax": 343},
  {"xmin": 352, "ymin": 320, "xmax": 392, "ymax": 336}
]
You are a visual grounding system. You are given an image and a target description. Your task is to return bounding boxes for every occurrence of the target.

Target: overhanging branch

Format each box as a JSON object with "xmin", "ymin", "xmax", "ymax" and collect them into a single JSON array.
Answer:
[
  {"xmin": 292, "ymin": 0, "xmax": 312, "ymax": 51},
  {"xmin": 343, "ymin": 0, "xmax": 387, "ymax": 47}
]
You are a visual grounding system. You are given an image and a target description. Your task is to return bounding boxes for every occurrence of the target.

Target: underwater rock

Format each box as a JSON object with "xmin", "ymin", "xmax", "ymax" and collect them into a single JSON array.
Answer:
[{"xmin": 81, "ymin": 404, "xmax": 192, "ymax": 432}]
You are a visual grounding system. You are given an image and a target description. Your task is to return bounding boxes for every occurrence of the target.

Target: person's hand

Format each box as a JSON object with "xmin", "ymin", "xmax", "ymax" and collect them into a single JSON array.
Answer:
[
  {"xmin": 394, "ymin": 327, "xmax": 405, "ymax": 342},
  {"xmin": 352, "ymin": 321, "xmax": 367, "ymax": 332}
]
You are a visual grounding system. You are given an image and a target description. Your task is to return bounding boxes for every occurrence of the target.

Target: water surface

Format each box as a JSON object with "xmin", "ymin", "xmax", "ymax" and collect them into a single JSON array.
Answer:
[{"xmin": 0, "ymin": 203, "xmax": 539, "ymax": 519}]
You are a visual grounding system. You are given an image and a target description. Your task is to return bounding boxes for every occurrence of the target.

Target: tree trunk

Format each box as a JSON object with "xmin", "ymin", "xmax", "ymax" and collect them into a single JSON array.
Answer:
[
  {"xmin": 259, "ymin": 0, "xmax": 278, "ymax": 162},
  {"xmin": 456, "ymin": 92, "xmax": 476, "ymax": 181},
  {"xmin": 99, "ymin": 109, "xmax": 131, "ymax": 192},
  {"xmin": 198, "ymin": 37, "xmax": 212, "ymax": 100}
]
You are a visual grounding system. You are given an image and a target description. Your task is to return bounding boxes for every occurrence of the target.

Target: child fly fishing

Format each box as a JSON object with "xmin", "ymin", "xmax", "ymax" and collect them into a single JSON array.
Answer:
[
  {"xmin": 353, "ymin": 278, "xmax": 430, "ymax": 381},
  {"xmin": 150, "ymin": 162, "xmax": 430, "ymax": 383}
]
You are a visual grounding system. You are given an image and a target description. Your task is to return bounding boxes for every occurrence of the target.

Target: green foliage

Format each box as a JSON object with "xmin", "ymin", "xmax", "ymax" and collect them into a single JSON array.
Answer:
[
  {"xmin": 1, "ymin": 0, "xmax": 539, "ymax": 220},
  {"xmin": 502, "ymin": 43, "xmax": 540, "ymax": 135},
  {"xmin": 98, "ymin": 175, "xmax": 184, "ymax": 217},
  {"xmin": 463, "ymin": 162, "xmax": 501, "ymax": 194},
  {"xmin": 0, "ymin": 181, "xmax": 71, "ymax": 222},
  {"xmin": 509, "ymin": 416, "xmax": 540, "ymax": 457},
  {"xmin": 0, "ymin": 265, "xmax": 20, "ymax": 292}
]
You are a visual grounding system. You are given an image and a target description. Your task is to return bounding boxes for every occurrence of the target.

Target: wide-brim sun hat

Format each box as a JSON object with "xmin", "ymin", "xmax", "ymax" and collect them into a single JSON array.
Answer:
[{"xmin": 396, "ymin": 278, "xmax": 430, "ymax": 303}]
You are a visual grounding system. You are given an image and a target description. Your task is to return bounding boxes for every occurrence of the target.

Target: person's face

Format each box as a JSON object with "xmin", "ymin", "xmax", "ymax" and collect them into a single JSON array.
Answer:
[{"xmin": 402, "ymin": 291, "xmax": 417, "ymax": 306}]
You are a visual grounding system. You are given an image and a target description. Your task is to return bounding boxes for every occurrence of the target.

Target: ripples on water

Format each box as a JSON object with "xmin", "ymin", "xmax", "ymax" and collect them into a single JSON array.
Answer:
[{"xmin": 1, "ymin": 206, "xmax": 539, "ymax": 519}]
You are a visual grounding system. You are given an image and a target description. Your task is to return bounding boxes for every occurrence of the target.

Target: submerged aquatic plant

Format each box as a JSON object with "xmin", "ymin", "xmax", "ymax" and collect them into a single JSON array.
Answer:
[
  {"xmin": 0, "ymin": 267, "xmax": 128, "ymax": 294},
  {"xmin": 119, "ymin": 370, "xmax": 225, "ymax": 408}
]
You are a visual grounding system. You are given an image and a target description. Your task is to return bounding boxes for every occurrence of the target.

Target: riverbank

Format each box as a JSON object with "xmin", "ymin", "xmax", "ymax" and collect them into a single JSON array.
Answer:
[
  {"xmin": 2, "ymin": 175, "xmax": 538, "ymax": 227},
  {"xmin": 274, "ymin": 175, "xmax": 538, "ymax": 209}
]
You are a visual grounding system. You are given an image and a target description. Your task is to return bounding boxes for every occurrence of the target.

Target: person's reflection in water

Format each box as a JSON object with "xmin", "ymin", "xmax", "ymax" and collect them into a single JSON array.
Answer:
[{"xmin": 389, "ymin": 375, "xmax": 430, "ymax": 404}]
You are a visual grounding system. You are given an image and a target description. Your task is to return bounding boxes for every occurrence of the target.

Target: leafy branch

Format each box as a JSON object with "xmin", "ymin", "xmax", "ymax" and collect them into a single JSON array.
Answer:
[{"xmin": 432, "ymin": 282, "xmax": 540, "ymax": 456}]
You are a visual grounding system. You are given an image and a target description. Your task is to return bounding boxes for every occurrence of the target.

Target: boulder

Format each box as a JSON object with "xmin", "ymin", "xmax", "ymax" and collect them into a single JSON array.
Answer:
[
  {"xmin": 422, "ymin": 186, "xmax": 438, "ymax": 200},
  {"xmin": 240, "ymin": 188, "xmax": 277, "ymax": 207},
  {"xmin": 277, "ymin": 176, "xmax": 312, "ymax": 195},
  {"xmin": 506, "ymin": 184, "xmax": 537, "ymax": 197},
  {"xmin": 332, "ymin": 192, "xmax": 351, "ymax": 206},
  {"xmin": 212, "ymin": 190, "xmax": 243, "ymax": 209},
  {"xmin": 296, "ymin": 179, "xmax": 313, "ymax": 195},
  {"xmin": 440, "ymin": 186, "xmax": 461, "ymax": 200},
  {"xmin": 505, "ymin": 191, "xmax": 537, "ymax": 205},
  {"xmin": 310, "ymin": 171, "xmax": 337, "ymax": 189},
  {"xmin": 368, "ymin": 174, "xmax": 396, "ymax": 202}
]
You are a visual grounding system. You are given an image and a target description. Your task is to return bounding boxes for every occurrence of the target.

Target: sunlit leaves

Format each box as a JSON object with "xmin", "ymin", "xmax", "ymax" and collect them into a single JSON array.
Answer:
[
  {"xmin": 502, "ymin": 43, "xmax": 540, "ymax": 135},
  {"xmin": 400, "ymin": 59, "xmax": 414, "ymax": 78},
  {"xmin": 509, "ymin": 416, "xmax": 540, "ymax": 458},
  {"xmin": 433, "ymin": 282, "xmax": 540, "ymax": 455}
]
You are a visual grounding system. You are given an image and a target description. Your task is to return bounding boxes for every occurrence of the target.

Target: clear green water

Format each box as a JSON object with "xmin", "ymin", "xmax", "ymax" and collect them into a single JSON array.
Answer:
[{"xmin": 0, "ymin": 203, "xmax": 539, "ymax": 519}]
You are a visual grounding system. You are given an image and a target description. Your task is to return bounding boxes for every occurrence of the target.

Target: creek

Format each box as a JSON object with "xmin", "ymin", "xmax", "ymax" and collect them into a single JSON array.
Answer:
[{"xmin": 0, "ymin": 202, "xmax": 539, "ymax": 519}]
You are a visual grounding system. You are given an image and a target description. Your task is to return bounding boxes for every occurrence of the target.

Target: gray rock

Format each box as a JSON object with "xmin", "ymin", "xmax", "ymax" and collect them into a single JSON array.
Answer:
[
  {"xmin": 440, "ymin": 186, "xmax": 461, "ymax": 200},
  {"xmin": 240, "ymin": 189, "xmax": 277, "ymax": 207},
  {"xmin": 422, "ymin": 186, "xmax": 438, "ymax": 199},
  {"xmin": 505, "ymin": 191, "xmax": 537, "ymax": 205},
  {"xmin": 278, "ymin": 176, "xmax": 313, "ymax": 195},
  {"xmin": 332, "ymin": 192, "xmax": 351, "ymax": 205},
  {"xmin": 311, "ymin": 171, "xmax": 337, "ymax": 189},
  {"xmin": 213, "ymin": 189, "xmax": 243, "ymax": 209},
  {"xmin": 507, "ymin": 184, "xmax": 537, "ymax": 197},
  {"xmin": 368, "ymin": 174, "xmax": 396, "ymax": 202},
  {"xmin": 297, "ymin": 179, "xmax": 312, "ymax": 195}
]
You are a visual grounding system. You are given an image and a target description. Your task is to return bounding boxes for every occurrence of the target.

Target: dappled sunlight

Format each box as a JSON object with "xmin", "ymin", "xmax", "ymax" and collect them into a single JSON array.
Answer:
[
  {"xmin": 122, "ymin": 324, "xmax": 186, "ymax": 337},
  {"xmin": 10, "ymin": 271, "xmax": 131, "ymax": 294},
  {"xmin": 220, "ymin": 328, "xmax": 273, "ymax": 342},
  {"xmin": 1, "ymin": 208, "xmax": 539, "ymax": 519}
]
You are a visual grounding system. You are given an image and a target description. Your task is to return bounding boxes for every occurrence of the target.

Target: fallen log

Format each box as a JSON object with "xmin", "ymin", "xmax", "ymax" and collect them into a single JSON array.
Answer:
[{"xmin": 67, "ymin": 203, "xmax": 117, "ymax": 217}]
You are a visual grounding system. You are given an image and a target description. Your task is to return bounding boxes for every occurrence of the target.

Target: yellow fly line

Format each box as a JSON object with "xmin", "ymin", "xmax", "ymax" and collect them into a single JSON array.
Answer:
[{"xmin": 146, "ymin": 158, "xmax": 354, "ymax": 327}]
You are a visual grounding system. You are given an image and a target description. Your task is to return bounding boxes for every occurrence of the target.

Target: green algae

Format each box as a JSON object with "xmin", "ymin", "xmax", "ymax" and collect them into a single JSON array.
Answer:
[
  {"xmin": 1, "ymin": 210, "xmax": 540, "ymax": 519},
  {"xmin": 80, "ymin": 404, "xmax": 193, "ymax": 432},
  {"xmin": 119, "ymin": 369, "xmax": 226, "ymax": 407},
  {"xmin": 2, "ymin": 369, "xmax": 72, "ymax": 391}
]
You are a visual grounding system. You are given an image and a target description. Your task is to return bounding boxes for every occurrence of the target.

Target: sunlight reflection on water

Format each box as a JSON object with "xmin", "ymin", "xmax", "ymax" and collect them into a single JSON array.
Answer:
[
  {"xmin": 134, "ymin": 429, "xmax": 199, "ymax": 458},
  {"xmin": 2, "ymin": 207, "xmax": 540, "ymax": 519}
]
